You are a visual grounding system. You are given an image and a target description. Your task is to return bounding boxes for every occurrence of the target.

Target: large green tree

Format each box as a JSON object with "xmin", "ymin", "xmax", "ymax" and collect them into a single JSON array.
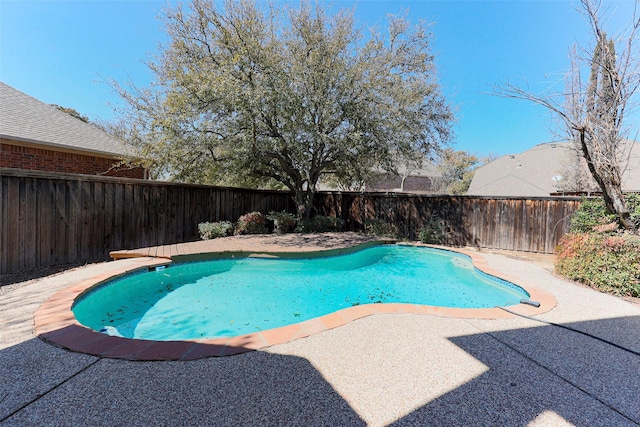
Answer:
[{"xmin": 114, "ymin": 0, "xmax": 453, "ymax": 219}]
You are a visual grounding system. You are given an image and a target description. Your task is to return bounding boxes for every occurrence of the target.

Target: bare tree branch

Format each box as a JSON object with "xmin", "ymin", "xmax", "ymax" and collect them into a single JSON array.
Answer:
[{"xmin": 494, "ymin": 0, "xmax": 639, "ymax": 231}]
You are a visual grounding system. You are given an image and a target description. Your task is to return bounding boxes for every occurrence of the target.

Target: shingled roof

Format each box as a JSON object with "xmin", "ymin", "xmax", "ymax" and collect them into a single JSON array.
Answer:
[
  {"xmin": 467, "ymin": 140, "xmax": 640, "ymax": 197},
  {"xmin": 0, "ymin": 82, "xmax": 129, "ymax": 157}
]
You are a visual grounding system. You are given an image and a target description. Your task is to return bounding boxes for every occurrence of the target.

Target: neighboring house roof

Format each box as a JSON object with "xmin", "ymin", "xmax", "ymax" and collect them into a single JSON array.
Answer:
[
  {"xmin": 0, "ymin": 81, "xmax": 129, "ymax": 157},
  {"xmin": 467, "ymin": 140, "xmax": 640, "ymax": 197},
  {"xmin": 622, "ymin": 141, "xmax": 640, "ymax": 191},
  {"xmin": 365, "ymin": 161, "xmax": 442, "ymax": 192},
  {"xmin": 365, "ymin": 174, "xmax": 439, "ymax": 194},
  {"xmin": 317, "ymin": 159, "xmax": 442, "ymax": 192},
  {"xmin": 393, "ymin": 161, "xmax": 442, "ymax": 179}
]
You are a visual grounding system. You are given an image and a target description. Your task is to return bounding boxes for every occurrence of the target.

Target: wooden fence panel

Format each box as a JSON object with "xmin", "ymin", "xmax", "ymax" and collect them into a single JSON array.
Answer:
[
  {"xmin": 6, "ymin": 176, "xmax": 20, "ymax": 272},
  {"xmin": 0, "ymin": 176, "xmax": 6, "ymax": 273},
  {"xmin": 314, "ymin": 192, "xmax": 582, "ymax": 254},
  {"xmin": 134, "ymin": 184, "xmax": 146, "ymax": 249},
  {"xmin": 38, "ymin": 178, "xmax": 51, "ymax": 266},
  {"xmin": 67, "ymin": 179, "xmax": 80, "ymax": 264},
  {"xmin": 112, "ymin": 182, "xmax": 124, "ymax": 252},
  {"xmin": 94, "ymin": 181, "xmax": 106, "ymax": 260},
  {"xmin": 21, "ymin": 178, "xmax": 34, "ymax": 267},
  {"xmin": 103, "ymin": 182, "xmax": 114, "ymax": 256},
  {"xmin": 79, "ymin": 181, "xmax": 92, "ymax": 262},
  {"xmin": 0, "ymin": 170, "xmax": 296, "ymax": 275},
  {"xmin": 1, "ymin": 169, "xmax": 583, "ymax": 276},
  {"xmin": 17, "ymin": 177, "xmax": 26, "ymax": 268},
  {"xmin": 123, "ymin": 183, "xmax": 135, "ymax": 249}
]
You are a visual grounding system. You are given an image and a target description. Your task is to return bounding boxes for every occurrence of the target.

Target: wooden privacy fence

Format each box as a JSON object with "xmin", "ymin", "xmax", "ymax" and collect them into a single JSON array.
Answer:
[
  {"xmin": 0, "ymin": 169, "xmax": 293, "ymax": 275},
  {"xmin": 1, "ymin": 169, "xmax": 582, "ymax": 275},
  {"xmin": 315, "ymin": 192, "xmax": 582, "ymax": 254}
]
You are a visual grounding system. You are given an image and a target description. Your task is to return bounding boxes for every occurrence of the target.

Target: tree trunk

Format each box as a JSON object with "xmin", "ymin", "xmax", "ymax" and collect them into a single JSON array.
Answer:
[
  {"xmin": 293, "ymin": 189, "xmax": 314, "ymax": 222},
  {"xmin": 603, "ymin": 184, "xmax": 636, "ymax": 231},
  {"xmin": 578, "ymin": 131, "xmax": 636, "ymax": 231}
]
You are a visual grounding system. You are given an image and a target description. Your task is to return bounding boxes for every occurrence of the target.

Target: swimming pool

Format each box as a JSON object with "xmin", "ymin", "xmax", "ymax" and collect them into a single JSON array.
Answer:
[{"xmin": 72, "ymin": 245, "xmax": 529, "ymax": 341}]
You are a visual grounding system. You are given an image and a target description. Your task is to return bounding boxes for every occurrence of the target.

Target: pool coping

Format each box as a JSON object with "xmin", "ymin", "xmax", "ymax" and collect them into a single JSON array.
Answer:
[{"xmin": 34, "ymin": 240, "xmax": 556, "ymax": 361}]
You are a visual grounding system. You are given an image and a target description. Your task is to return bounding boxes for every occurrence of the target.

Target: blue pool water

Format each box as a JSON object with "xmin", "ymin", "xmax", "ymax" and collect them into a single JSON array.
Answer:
[{"xmin": 73, "ymin": 245, "xmax": 528, "ymax": 341}]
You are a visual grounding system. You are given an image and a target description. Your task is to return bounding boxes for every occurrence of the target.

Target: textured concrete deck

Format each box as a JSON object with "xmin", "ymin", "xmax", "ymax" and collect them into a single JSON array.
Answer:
[{"xmin": 2, "ymin": 233, "xmax": 639, "ymax": 426}]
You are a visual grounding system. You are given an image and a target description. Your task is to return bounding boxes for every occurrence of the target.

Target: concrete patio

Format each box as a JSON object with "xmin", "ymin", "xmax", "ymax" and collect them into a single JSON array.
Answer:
[{"xmin": 1, "ymin": 234, "xmax": 639, "ymax": 426}]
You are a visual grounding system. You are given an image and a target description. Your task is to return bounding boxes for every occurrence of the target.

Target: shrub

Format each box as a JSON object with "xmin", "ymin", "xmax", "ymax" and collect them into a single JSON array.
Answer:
[
  {"xmin": 266, "ymin": 211, "xmax": 297, "ymax": 234},
  {"xmin": 569, "ymin": 197, "xmax": 616, "ymax": 233},
  {"xmin": 624, "ymin": 193, "xmax": 640, "ymax": 230},
  {"xmin": 235, "ymin": 211, "xmax": 269, "ymax": 235},
  {"xmin": 570, "ymin": 194, "xmax": 640, "ymax": 232},
  {"xmin": 418, "ymin": 216, "xmax": 445, "ymax": 244},
  {"xmin": 198, "ymin": 221, "xmax": 234, "ymax": 240},
  {"xmin": 364, "ymin": 218, "xmax": 399, "ymax": 238},
  {"xmin": 295, "ymin": 215, "xmax": 344, "ymax": 233},
  {"xmin": 555, "ymin": 232, "xmax": 640, "ymax": 297}
]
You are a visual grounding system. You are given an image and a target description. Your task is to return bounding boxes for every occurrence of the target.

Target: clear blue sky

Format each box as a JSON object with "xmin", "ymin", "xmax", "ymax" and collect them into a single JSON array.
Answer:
[{"xmin": 0, "ymin": 0, "xmax": 637, "ymax": 157}]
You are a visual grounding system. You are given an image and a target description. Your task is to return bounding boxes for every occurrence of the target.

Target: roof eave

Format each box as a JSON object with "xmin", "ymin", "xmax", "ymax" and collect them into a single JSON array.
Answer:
[{"xmin": 0, "ymin": 134, "xmax": 128, "ymax": 158}]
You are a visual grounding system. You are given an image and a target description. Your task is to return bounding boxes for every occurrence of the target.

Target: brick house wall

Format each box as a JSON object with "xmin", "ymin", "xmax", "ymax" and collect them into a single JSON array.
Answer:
[{"xmin": 1, "ymin": 140, "xmax": 145, "ymax": 179}]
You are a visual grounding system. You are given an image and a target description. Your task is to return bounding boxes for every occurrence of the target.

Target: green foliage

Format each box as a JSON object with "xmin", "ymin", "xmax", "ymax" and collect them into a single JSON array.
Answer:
[
  {"xmin": 570, "ymin": 195, "xmax": 640, "ymax": 232},
  {"xmin": 364, "ymin": 218, "xmax": 399, "ymax": 238},
  {"xmin": 51, "ymin": 104, "xmax": 90, "ymax": 123},
  {"xmin": 113, "ymin": 0, "xmax": 453, "ymax": 218},
  {"xmin": 295, "ymin": 215, "xmax": 344, "ymax": 233},
  {"xmin": 198, "ymin": 221, "xmax": 234, "ymax": 240},
  {"xmin": 266, "ymin": 211, "xmax": 297, "ymax": 234},
  {"xmin": 235, "ymin": 211, "xmax": 269, "ymax": 235},
  {"xmin": 418, "ymin": 216, "xmax": 445, "ymax": 244},
  {"xmin": 623, "ymin": 193, "xmax": 640, "ymax": 229},
  {"xmin": 569, "ymin": 197, "xmax": 617, "ymax": 233},
  {"xmin": 555, "ymin": 232, "xmax": 640, "ymax": 297},
  {"xmin": 435, "ymin": 149, "xmax": 480, "ymax": 194},
  {"xmin": 559, "ymin": 194, "xmax": 640, "ymax": 297}
]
